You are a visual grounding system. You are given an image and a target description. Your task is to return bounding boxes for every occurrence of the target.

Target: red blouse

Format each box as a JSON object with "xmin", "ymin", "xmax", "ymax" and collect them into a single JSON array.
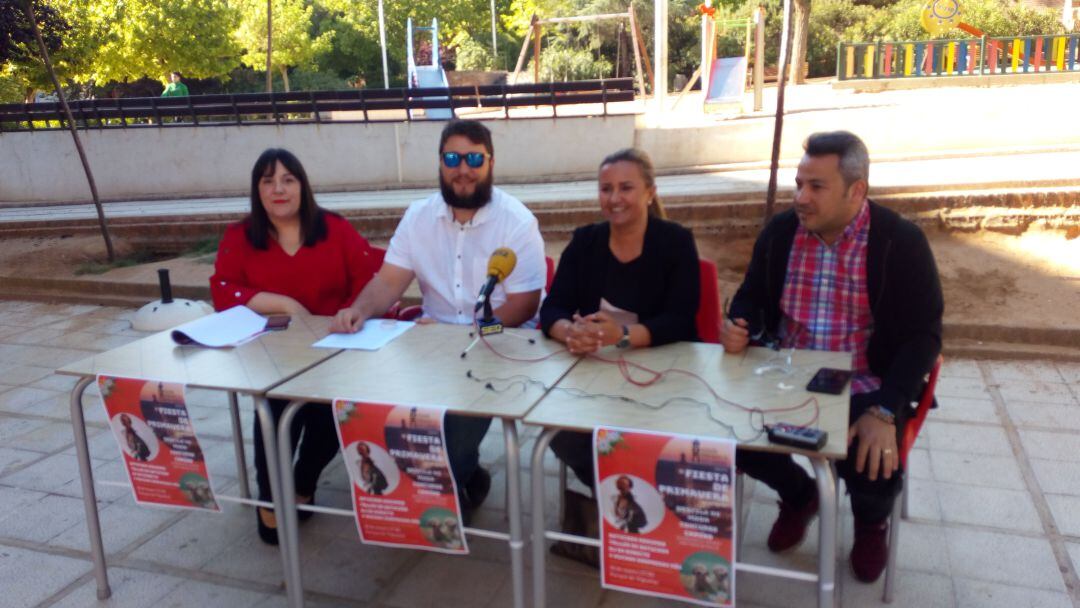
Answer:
[{"xmin": 210, "ymin": 213, "xmax": 380, "ymax": 316}]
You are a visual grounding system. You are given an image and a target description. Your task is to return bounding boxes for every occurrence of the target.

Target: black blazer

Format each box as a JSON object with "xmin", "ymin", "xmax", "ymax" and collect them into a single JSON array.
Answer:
[
  {"xmin": 730, "ymin": 201, "xmax": 943, "ymax": 425},
  {"xmin": 541, "ymin": 216, "xmax": 700, "ymax": 346}
]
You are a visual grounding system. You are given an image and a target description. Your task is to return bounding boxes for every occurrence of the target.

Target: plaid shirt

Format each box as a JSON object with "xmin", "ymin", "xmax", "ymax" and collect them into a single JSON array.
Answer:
[{"xmin": 779, "ymin": 201, "xmax": 882, "ymax": 395}]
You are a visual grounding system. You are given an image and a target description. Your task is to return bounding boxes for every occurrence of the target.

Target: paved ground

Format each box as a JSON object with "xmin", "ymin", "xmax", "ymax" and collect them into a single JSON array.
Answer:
[{"xmin": 2, "ymin": 298, "xmax": 1080, "ymax": 607}]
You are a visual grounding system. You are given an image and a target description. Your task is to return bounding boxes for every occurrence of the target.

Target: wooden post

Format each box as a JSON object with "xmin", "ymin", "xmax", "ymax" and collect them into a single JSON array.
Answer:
[
  {"xmin": 754, "ymin": 6, "xmax": 765, "ymax": 110},
  {"xmin": 628, "ymin": 9, "xmax": 647, "ymax": 97},
  {"xmin": 629, "ymin": 5, "xmax": 655, "ymax": 94},
  {"xmin": 533, "ymin": 20, "xmax": 543, "ymax": 83},
  {"xmin": 510, "ymin": 14, "xmax": 536, "ymax": 84}
]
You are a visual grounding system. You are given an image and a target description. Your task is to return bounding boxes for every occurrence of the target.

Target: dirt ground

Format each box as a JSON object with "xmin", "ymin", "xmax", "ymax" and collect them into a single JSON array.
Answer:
[{"xmin": 1, "ymin": 227, "xmax": 1077, "ymax": 331}]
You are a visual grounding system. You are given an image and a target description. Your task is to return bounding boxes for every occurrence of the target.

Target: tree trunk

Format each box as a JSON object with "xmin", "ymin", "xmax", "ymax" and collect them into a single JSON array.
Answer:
[
  {"xmin": 789, "ymin": 0, "xmax": 810, "ymax": 84},
  {"xmin": 23, "ymin": 0, "xmax": 115, "ymax": 261},
  {"xmin": 266, "ymin": 0, "xmax": 273, "ymax": 92},
  {"xmin": 24, "ymin": 86, "xmax": 35, "ymax": 103},
  {"xmin": 765, "ymin": 0, "xmax": 795, "ymax": 224},
  {"xmin": 279, "ymin": 65, "xmax": 290, "ymax": 92}
]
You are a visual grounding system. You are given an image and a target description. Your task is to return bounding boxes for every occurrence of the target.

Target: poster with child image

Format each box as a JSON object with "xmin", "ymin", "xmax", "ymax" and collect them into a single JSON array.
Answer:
[
  {"xmin": 594, "ymin": 427, "xmax": 735, "ymax": 606},
  {"xmin": 97, "ymin": 375, "xmax": 219, "ymax": 511},
  {"xmin": 333, "ymin": 399, "xmax": 467, "ymax": 554}
]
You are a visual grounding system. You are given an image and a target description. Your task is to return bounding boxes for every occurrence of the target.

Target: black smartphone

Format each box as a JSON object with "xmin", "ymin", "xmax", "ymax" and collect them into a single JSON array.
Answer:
[
  {"xmin": 265, "ymin": 315, "xmax": 291, "ymax": 332},
  {"xmin": 806, "ymin": 367, "xmax": 852, "ymax": 395}
]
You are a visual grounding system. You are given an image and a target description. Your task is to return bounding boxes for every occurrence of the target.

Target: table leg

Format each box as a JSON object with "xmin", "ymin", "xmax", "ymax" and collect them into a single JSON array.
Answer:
[
  {"xmin": 277, "ymin": 400, "xmax": 308, "ymax": 608},
  {"xmin": 812, "ymin": 457, "xmax": 838, "ymax": 608},
  {"xmin": 530, "ymin": 427, "xmax": 559, "ymax": 608},
  {"xmin": 70, "ymin": 376, "xmax": 111, "ymax": 600},
  {"xmin": 255, "ymin": 395, "xmax": 301, "ymax": 608},
  {"xmin": 502, "ymin": 419, "xmax": 525, "ymax": 608},
  {"xmin": 228, "ymin": 391, "xmax": 251, "ymax": 499}
]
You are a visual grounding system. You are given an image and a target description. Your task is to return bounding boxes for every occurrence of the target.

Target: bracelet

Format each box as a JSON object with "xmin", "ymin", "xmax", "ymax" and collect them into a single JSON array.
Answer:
[{"xmin": 865, "ymin": 405, "xmax": 895, "ymax": 426}]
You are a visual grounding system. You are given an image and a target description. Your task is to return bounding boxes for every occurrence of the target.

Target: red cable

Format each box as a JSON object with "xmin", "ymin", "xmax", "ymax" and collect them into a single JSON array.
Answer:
[{"xmin": 469, "ymin": 317, "xmax": 820, "ymax": 428}]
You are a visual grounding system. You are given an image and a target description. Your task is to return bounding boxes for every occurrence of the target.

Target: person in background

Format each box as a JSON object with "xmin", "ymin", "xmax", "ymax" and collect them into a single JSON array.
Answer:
[{"xmin": 161, "ymin": 71, "xmax": 189, "ymax": 97}]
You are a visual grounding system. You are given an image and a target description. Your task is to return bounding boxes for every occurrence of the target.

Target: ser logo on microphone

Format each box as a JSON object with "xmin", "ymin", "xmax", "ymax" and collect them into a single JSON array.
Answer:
[{"xmin": 474, "ymin": 247, "xmax": 517, "ymax": 312}]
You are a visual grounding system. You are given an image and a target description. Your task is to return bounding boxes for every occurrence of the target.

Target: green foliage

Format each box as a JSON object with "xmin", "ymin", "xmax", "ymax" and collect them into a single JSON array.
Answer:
[
  {"xmin": 0, "ymin": 1, "xmax": 67, "ymax": 63},
  {"xmin": 0, "ymin": 70, "xmax": 25, "ymax": 103},
  {"xmin": 531, "ymin": 42, "xmax": 612, "ymax": 80},
  {"xmin": 452, "ymin": 31, "xmax": 496, "ymax": 71},
  {"xmin": 234, "ymin": 0, "xmax": 334, "ymax": 79},
  {"xmin": 0, "ymin": 0, "xmax": 72, "ymax": 99},
  {"xmin": 84, "ymin": 0, "xmax": 241, "ymax": 83},
  {"xmin": 319, "ymin": 0, "xmax": 510, "ymax": 86}
]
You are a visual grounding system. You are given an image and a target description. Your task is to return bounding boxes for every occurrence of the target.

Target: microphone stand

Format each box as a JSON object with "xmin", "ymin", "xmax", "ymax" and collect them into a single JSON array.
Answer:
[{"xmin": 460, "ymin": 293, "xmax": 535, "ymax": 358}]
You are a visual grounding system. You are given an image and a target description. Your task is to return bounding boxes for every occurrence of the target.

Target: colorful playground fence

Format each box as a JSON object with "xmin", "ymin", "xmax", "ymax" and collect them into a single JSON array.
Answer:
[{"xmin": 836, "ymin": 34, "xmax": 1080, "ymax": 80}]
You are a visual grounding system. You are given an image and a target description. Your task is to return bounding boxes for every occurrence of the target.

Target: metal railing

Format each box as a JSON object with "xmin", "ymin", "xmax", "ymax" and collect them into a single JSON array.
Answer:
[
  {"xmin": 0, "ymin": 78, "xmax": 637, "ymax": 132},
  {"xmin": 837, "ymin": 34, "xmax": 1080, "ymax": 80}
]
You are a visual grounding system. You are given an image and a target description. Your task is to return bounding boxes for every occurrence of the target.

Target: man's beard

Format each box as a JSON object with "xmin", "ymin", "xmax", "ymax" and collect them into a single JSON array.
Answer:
[{"xmin": 440, "ymin": 172, "xmax": 493, "ymax": 210}]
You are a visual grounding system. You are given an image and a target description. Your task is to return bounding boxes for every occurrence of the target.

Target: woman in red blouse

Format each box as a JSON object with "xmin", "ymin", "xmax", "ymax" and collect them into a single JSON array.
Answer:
[{"xmin": 211, "ymin": 148, "xmax": 379, "ymax": 544}]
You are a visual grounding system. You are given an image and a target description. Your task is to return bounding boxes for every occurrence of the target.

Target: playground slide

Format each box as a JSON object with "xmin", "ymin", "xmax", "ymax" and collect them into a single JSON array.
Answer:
[
  {"xmin": 705, "ymin": 57, "xmax": 747, "ymax": 109},
  {"xmin": 413, "ymin": 65, "xmax": 453, "ymax": 120}
]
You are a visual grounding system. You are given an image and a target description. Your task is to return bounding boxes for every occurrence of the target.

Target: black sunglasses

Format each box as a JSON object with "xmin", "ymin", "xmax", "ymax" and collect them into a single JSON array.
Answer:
[{"xmin": 441, "ymin": 151, "xmax": 489, "ymax": 169}]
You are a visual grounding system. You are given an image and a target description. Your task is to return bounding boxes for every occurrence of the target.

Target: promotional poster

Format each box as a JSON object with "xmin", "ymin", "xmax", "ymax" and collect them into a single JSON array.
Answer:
[
  {"xmin": 97, "ymin": 375, "xmax": 219, "ymax": 511},
  {"xmin": 594, "ymin": 427, "xmax": 735, "ymax": 606},
  {"xmin": 333, "ymin": 400, "xmax": 467, "ymax": 554}
]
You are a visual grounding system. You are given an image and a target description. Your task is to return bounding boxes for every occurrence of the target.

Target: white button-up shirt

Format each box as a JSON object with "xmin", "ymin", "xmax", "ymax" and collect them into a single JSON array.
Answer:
[{"xmin": 384, "ymin": 187, "xmax": 547, "ymax": 326}]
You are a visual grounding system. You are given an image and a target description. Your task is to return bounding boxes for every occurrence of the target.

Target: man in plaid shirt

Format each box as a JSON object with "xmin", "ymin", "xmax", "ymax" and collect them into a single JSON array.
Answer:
[{"xmin": 722, "ymin": 131, "xmax": 943, "ymax": 583}]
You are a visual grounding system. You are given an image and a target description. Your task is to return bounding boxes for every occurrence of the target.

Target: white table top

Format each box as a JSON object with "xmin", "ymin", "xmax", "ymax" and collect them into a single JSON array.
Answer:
[
  {"xmin": 522, "ymin": 343, "xmax": 852, "ymax": 459},
  {"xmin": 57, "ymin": 314, "xmax": 340, "ymax": 394},
  {"xmin": 268, "ymin": 323, "xmax": 580, "ymax": 419}
]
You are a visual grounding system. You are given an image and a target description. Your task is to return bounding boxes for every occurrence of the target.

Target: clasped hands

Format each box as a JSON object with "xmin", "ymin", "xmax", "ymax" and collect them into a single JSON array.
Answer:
[{"xmin": 562, "ymin": 312, "xmax": 620, "ymax": 355}]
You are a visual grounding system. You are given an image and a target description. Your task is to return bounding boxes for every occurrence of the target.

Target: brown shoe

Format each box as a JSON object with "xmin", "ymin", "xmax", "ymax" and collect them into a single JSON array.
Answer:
[
  {"xmin": 767, "ymin": 488, "xmax": 819, "ymax": 553},
  {"xmin": 850, "ymin": 518, "xmax": 889, "ymax": 583}
]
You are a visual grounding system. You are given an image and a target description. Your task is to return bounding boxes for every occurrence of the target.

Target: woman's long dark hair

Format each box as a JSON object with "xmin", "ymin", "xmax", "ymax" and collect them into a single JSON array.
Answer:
[{"xmin": 246, "ymin": 148, "xmax": 328, "ymax": 250}]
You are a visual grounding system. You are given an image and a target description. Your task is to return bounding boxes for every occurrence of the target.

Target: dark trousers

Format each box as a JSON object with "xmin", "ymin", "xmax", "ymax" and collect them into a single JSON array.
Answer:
[
  {"xmin": 551, "ymin": 396, "xmax": 905, "ymax": 524},
  {"xmin": 254, "ymin": 398, "xmax": 340, "ymax": 503},
  {"xmin": 551, "ymin": 430, "xmax": 596, "ymax": 490},
  {"xmin": 737, "ymin": 392, "xmax": 905, "ymax": 524},
  {"xmin": 444, "ymin": 413, "xmax": 493, "ymax": 485}
]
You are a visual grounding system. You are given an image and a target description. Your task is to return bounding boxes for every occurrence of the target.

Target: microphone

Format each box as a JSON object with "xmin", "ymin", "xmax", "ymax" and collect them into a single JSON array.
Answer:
[{"xmin": 474, "ymin": 248, "xmax": 517, "ymax": 312}]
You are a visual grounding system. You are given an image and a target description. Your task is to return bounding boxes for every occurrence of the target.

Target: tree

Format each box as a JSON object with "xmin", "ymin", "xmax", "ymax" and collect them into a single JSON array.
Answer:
[
  {"xmin": 235, "ymin": 0, "xmax": 334, "ymax": 92},
  {"xmin": 790, "ymin": 0, "xmax": 810, "ymax": 84},
  {"xmin": 320, "ymin": 0, "xmax": 505, "ymax": 86},
  {"xmin": 0, "ymin": 0, "xmax": 69, "ymax": 101},
  {"xmin": 16, "ymin": 0, "xmax": 115, "ymax": 261},
  {"xmin": 77, "ymin": 0, "xmax": 240, "ymax": 85}
]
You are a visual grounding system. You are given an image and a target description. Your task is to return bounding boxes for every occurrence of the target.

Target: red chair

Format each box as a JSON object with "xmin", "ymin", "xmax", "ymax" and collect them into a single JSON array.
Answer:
[
  {"xmin": 369, "ymin": 246, "xmax": 402, "ymax": 319},
  {"xmin": 696, "ymin": 258, "xmax": 722, "ymax": 344},
  {"xmin": 397, "ymin": 255, "xmax": 555, "ymax": 321},
  {"xmin": 882, "ymin": 354, "xmax": 942, "ymax": 602}
]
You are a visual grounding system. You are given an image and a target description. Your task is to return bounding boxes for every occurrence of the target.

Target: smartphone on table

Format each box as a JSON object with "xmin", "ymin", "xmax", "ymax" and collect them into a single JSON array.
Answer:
[{"xmin": 806, "ymin": 367, "xmax": 852, "ymax": 395}]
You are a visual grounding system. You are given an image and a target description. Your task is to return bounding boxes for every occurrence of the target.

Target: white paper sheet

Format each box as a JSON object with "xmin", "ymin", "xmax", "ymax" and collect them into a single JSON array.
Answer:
[
  {"xmin": 313, "ymin": 319, "xmax": 415, "ymax": 350},
  {"xmin": 171, "ymin": 305, "xmax": 268, "ymax": 348}
]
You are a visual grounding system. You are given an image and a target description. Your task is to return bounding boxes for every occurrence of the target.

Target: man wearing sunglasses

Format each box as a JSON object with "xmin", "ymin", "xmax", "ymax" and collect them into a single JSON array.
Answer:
[{"xmin": 332, "ymin": 119, "xmax": 547, "ymax": 521}]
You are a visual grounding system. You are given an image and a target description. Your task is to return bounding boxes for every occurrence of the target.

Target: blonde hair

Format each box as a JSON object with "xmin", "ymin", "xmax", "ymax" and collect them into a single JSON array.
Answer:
[{"xmin": 599, "ymin": 148, "xmax": 666, "ymax": 219}]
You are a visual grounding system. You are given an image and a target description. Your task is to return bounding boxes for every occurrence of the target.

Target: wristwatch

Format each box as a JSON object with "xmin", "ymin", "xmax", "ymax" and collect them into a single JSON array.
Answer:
[{"xmin": 615, "ymin": 325, "xmax": 631, "ymax": 349}]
